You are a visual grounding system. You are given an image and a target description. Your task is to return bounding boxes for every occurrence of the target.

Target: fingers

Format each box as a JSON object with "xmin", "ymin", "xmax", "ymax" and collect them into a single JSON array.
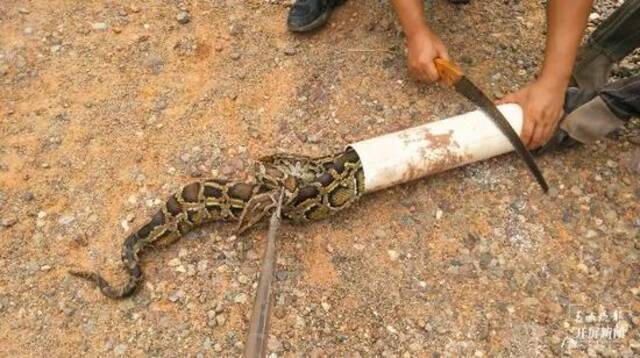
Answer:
[
  {"xmin": 530, "ymin": 110, "xmax": 562, "ymax": 149},
  {"xmin": 530, "ymin": 123, "xmax": 547, "ymax": 149},
  {"xmin": 425, "ymin": 61, "xmax": 440, "ymax": 82},
  {"xmin": 435, "ymin": 43, "xmax": 450, "ymax": 62},
  {"xmin": 521, "ymin": 109, "xmax": 535, "ymax": 148},
  {"xmin": 496, "ymin": 90, "xmax": 522, "ymax": 105}
]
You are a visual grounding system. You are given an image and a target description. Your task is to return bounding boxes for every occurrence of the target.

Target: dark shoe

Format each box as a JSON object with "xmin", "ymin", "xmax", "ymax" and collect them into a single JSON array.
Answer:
[{"xmin": 287, "ymin": 0, "xmax": 345, "ymax": 32}]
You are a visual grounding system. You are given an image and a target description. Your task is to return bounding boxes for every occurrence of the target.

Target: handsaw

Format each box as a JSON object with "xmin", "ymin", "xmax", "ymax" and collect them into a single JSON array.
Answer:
[{"xmin": 434, "ymin": 58, "xmax": 549, "ymax": 192}]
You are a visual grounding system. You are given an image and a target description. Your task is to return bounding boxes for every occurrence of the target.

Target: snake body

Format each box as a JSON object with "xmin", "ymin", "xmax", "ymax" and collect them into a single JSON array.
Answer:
[{"xmin": 70, "ymin": 149, "xmax": 364, "ymax": 298}]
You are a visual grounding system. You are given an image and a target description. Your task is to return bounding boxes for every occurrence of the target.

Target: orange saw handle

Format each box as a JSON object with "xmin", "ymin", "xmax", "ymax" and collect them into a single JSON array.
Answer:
[{"xmin": 434, "ymin": 58, "xmax": 464, "ymax": 87}]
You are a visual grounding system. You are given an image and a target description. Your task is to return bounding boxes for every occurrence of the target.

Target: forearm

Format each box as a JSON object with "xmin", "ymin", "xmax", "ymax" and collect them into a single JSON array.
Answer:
[
  {"xmin": 539, "ymin": 0, "xmax": 593, "ymax": 87},
  {"xmin": 390, "ymin": 0, "xmax": 432, "ymax": 38}
]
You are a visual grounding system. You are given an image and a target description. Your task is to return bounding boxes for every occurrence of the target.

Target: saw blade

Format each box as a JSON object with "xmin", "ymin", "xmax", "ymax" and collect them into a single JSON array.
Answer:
[{"xmin": 455, "ymin": 77, "xmax": 549, "ymax": 192}]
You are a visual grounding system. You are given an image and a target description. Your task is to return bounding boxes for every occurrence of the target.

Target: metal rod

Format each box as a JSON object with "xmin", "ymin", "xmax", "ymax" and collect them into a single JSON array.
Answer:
[{"xmin": 243, "ymin": 190, "xmax": 284, "ymax": 358}]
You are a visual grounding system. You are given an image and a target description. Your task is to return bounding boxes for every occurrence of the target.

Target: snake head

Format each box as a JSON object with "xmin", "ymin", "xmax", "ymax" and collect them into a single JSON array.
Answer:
[{"xmin": 235, "ymin": 191, "xmax": 278, "ymax": 234}]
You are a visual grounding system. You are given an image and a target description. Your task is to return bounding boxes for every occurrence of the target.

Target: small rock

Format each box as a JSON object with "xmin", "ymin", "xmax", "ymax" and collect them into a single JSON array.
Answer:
[
  {"xmin": 58, "ymin": 215, "xmax": 75, "ymax": 225},
  {"xmin": 585, "ymin": 229, "xmax": 598, "ymax": 239},
  {"xmin": 606, "ymin": 159, "xmax": 618, "ymax": 168},
  {"xmin": 40, "ymin": 265, "xmax": 51, "ymax": 271},
  {"xmin": 203, "ymin": 337, "xmax": 213, "ymax": 350},
  {"xmin": 176, "ymin": 11, "xmax": 191, "ymax": 24},
  {"xmin": 373, "ymin": 229, "xmax": 387, "ymax": 239},
  {"xmin": 169, "ymin": 290, "xmax": 185, "ymax": 302},
  {"xmin": 19, "ymin": 8, "xmax": 30, "ymax": 14},
  {"xmin": 92, "ymin": 22, "xmax": 108, "ymax": 31},
  {"xmin": 589, "ymin": 12, "xmax": 600, "ymax": 21},
  {"xmin": 283, "ymin": 47, "xmax": 297, "ymax": 56},
  {"xmin": 267, "ymin": 336, "xmax": 283, "ymax": 353},
  {"xmin": 387, "ymin": 250, "xmax": 400, "ymax": 261},
  {"xmin": 570, "ymin": 185, "xmax": 583, "ymax": 196},
  {"xmin": 1, "ymin": 216, "xmax": 17, "ymax": 227},
  {"xmin": 215, "ymin": 314, "xmax": 226, "ymax": 326},
  {"xmin": 154, "ymin": 99, "xmax": 168, "ymax": 111},
  {"xmin": 113, "ymin": 343, "xmax": 127, "ymax": 356},
  {"xmin": 234, "ymin": 293, "xmax": 249, "ymax": 304},
  {"xmin": 143, "ymin": 54, "xmax": 164, "ymax": 74},
  {"xmin": 306, "ymin": 133, "xmax": 320, "ymax": 143},
  {"xmin": 197, "ymin": 260, "xmax": 208, "ymax": 272},
  {"xmin": 230, "ymin": 53, "xmax": 241, "ymax": 61},
  {"xmin": 321, "ymin": 301, "xmax": 331, "ymax": 312},
  {"xmin": 435, "ymin": 209, "xmax": 443, "ymax": 220},
  {"xmin": 228, "ymin": 23, "xmax": 243, "ymax": 36}
]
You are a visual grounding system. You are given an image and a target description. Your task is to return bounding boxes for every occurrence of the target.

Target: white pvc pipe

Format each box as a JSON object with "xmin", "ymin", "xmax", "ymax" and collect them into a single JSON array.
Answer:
[{"xmin": 349, "ymin": 104, "xmax": 523, "ymax": 193}]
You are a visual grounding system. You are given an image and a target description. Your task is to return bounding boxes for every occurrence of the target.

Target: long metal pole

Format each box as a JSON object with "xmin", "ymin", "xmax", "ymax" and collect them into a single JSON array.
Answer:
[{"xmin": 243, "ymin": 191, "xmax": 284, "ymax": 358}]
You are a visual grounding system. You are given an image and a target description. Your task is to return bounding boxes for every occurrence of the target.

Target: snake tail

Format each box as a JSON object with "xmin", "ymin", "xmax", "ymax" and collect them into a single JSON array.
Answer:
[{"xmin": 70, "ymin": 179, "xmax": 266, "ymax": 299}]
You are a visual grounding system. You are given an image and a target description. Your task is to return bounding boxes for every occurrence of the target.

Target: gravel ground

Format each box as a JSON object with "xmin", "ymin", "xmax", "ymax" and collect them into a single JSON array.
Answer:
[{"xmin": 0, "ymin": 0, "xmax": 638, "ymax": 356}]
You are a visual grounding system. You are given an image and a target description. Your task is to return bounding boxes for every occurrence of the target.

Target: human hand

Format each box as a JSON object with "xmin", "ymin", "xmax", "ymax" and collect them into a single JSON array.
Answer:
[
  {"xmin": 406, "ymin": 30, "xmax": 450, "ymax": 83},
  {"xmin": 498, "ymin": 78, "xmax": 566, "ymax": 149}
]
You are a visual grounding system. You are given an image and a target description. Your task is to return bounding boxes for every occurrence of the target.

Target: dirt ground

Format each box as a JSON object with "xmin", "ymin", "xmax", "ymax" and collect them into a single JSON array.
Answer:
[{"xmin": 1, "ymin": 0, "xmax": 639, "ymax": 356}]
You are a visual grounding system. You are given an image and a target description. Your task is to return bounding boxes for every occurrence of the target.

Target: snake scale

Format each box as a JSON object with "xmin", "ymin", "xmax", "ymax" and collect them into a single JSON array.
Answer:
[{"xmin": 70, "ymin": 149, "xmax": 365, "ymax": 298}]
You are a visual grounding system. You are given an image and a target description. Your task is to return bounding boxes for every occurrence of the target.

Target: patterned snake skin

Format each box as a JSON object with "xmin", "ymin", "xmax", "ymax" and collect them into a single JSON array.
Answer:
[{"xmin": 70, "ymin": 149, "xmax": 365, "ymax": 298}]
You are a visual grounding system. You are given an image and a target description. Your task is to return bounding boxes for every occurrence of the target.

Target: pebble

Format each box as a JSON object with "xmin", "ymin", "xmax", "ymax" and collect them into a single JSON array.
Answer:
[
  {"xmin": 143, "ymin": 54, "xmax": 164, "ymax": 74},
  {"xmin": 267, "ymin": 337, "xmax": 283, "ymax": 353},
  {"xmin": 435, "ymin": 209, "xmax": 443, "ymax": 220},
  {"xmin": 113, "ymin": 343, "xmax": 127, "ymax": 356},
  {"xmin": 283, "ymin": 47, "xmax": 297, "ymax": 56},
  {"xmin": 1, "ymin": 216, "xmax": 17, "ymax": 227},
  {"xmin": 230, "ymin": 53, "xmax": 241, "ymax": 61},
  {"xmin": 228, "ymin": 23, "xmax": 243, "ymax": 36},
  {"xmin": 58, "ymin": 215, "xmax": 75, "ymax": 225},
  {"xmin": 169, "ymin": 290, "xmax": 185, "ymax": 302},
  {"xmin": 203, "ymin": 337, "xmax": 213, "ymax": 350},
  {"xmin": 215, "ymin": 314, "xmax": 226, "ymax": 326},
  {"xmin": 234, "ymin": 293, "xmax": 249, "ymax": 304},
  {"xmin": 176, "ymin": 11, "xmax": 191, "ymax": 24},
  {"xmin": 40, "ymin": 265, "xmax": 51, "ymax": 271},
  {"xmin": 373, "ymin": 229, "xmax": 387, "ymax": 239},
  {"xmin": 570, "ymin": 185, "xmax": 583, "ymax": 196},
  {"xmin": 306, "ymin": 133, "xmax": 320, "ymax": 143},
  {"xmin": 197, "ymin": 260, "xmax": 208, "ymax": 272},
  {"xmin": 91, "ymin": 22, "xmax": 108, "ymax": 31},
  {"xmin": 387, "ymin": 250, "xmax": 400, "ymax": 261}
]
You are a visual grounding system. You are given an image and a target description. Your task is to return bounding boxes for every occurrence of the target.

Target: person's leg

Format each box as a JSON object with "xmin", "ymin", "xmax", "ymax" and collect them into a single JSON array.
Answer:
[
  {"xmin": 599, "ymin": 75, "xmax": 640, "ymax": 119},
  {"xmin": 573, "ymin": 0, "xmax": 640, "ymax": 91},
  {"xmin": 557, "ymin": 75, "xmax": 640, "ymax": 146},
  {"xmin": 536, "ymin": 75, "xmax": 640, "ymax": 153}
]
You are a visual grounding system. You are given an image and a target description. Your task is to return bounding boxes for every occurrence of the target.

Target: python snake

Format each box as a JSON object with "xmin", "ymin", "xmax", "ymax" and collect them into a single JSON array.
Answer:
[{"xmin": 70, "ymin": 149, "xmax": 365, "ymax": 298}]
